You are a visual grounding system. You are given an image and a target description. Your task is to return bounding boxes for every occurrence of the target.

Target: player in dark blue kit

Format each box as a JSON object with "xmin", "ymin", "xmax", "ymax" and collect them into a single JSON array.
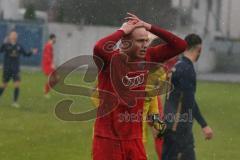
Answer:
[
  {"xmin": 162, "ymin": 34, "xmax": 213, "ymax": 160},
  {"xmin": 0, "ymin": 31, "xmax": 37, "ymax": 108}
]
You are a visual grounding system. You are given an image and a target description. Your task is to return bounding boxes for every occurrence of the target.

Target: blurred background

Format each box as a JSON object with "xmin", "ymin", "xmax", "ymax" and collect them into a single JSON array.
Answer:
[{"xmin": 0, "ymin": 0, "xmax": 240, "ymax": 79}]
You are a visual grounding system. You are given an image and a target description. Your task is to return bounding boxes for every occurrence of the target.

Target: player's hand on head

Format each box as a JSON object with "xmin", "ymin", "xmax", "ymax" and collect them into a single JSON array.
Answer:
[
  {"xmin": 120, "ymin": 21, "xmax": 144, "ymax": 35},
  {"xmin": 124, "ymin": 12, "xmax": 151, "ymax": 30},
  {"xmin": 202, "ymin": 126, "xmax": 213, "ymax": 140}
]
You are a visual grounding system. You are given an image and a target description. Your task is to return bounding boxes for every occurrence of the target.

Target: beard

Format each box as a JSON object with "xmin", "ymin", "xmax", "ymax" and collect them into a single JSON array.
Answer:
[{"xmin": 195, "ymin": 54, "xmax": 201, "ymax": 62}]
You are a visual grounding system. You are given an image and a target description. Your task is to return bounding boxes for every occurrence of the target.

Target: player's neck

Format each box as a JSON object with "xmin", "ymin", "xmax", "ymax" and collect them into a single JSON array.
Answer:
[
  {"xmin": 120, "ymin": 50, "xmax": 133, "ymax": 61},
  {"xmin": 183, "ymin": 52, "xmax": 196, "ymax": 63},
  {"xmin": 10, "ymin": 41, "xmax": 17, "ymax": 45},
  {"xmin": 48, "ymin": 40, "xmax": 53, "ymax": 45}
]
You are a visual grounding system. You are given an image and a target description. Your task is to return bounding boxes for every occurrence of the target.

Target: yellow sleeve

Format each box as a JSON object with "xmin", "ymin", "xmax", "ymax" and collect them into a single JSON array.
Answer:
[
  {"xmin": 148, "ymin": 96, "xmax": 159, "ymax": 114},
  {"xmin": 146, "ymin": 67, "xmax": 166, "ymax": 115},
  {"xmin": 91, "ymin": 89, "xmax": 100, "ymax": 108},
  {"xmin": 142, "ymin": 67, "xmax": 166, "ymax": 143}
]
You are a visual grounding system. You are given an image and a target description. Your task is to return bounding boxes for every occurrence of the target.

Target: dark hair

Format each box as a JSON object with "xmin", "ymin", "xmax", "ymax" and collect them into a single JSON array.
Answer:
[
  {"xmin": 8, "ymin": 30, "xmax": 17, "ymax": 35},
  {"xmin": 49, "ymin": 34, "xmax": 56, "ymax": 40},
  {"xmin": 9, "ymin": 30, "xmax": 17, "ymax": 33},
  {"xmin": 184, "ymin": 34, "xmax": 202, "ymax": 49},
  {"xmin": 149, "ymin": 38, "xmax": 165, "ymax": 47}
]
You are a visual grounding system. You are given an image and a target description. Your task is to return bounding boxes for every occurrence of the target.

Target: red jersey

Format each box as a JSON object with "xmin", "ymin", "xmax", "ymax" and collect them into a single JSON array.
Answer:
[
  {"xmin": 93, "ymin": 25, "xmax": 187, "ymax": 140},
  {"xmin": 42, "ymin": 42, "xmax": 54, "ymax": 75},
  {"xmin": 164, "ymin": 56, "xmax": 179, "ymax": 72}
]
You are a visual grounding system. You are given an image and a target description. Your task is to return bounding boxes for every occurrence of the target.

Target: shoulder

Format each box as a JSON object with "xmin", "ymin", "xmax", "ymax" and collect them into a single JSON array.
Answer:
[
  {"xmin": 172, "ymin": 60, "xmax": 185, "ymax": 73},
  {"xmin": 14, "ymin": 43, "xmax": 23, "ymax": 49},
  {"xmin": 175, "ymin": 59, "xmax": 192, "ymax": 70},
  {"xmin": 45, "ymin": 42, "xmax": 52, "ymax": 48},
  {"xmin": 16, "ymin": 43, "xmax": 23, "ymax": 49},
  {"xmin": 172, "ymin": 60, "xmax": 192, "ymax": 78},
  {"xmin": 1, "ymin": 43, "xmax": 9, "ymax": 47}
]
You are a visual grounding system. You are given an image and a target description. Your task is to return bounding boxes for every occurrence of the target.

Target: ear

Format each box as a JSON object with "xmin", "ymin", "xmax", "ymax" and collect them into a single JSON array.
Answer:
[
  {"xmin": 198, "ymin": 46, "xmax": 202, "ymax": 53},
  {"xmin": 195, "ymin": 45, "xmax": 202, "ymax": 54}
]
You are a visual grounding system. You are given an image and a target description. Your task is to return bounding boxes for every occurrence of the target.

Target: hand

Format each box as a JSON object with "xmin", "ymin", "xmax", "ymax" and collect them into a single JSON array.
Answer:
[
  {"xmin": 120, "ymin": 21, "xmax": 144, "ymax": 35},
  {"xmin": 32, "ymin": 48, "xmax": 38, "ymax": 55},
  {"xmin": 151, "ymin": 127, "xmax": 160, "ymax": 139},
  {"xmin": 148, "ymin": 114, "xmax": 166, "ymax": 138},
  {"xmin": 51, "ymin": 64, "xmax": 55, "ymax": 69},
  {"xmin": 3, "ymin": 37, "xmax": 8, "ymax": 43},
  {"xmin": 124, "ymin": 12, "xmax": 151, "ymax": 30},
  {"xmin": 202, "ymin": 126, "xmax": 213, "ymax": 140}
]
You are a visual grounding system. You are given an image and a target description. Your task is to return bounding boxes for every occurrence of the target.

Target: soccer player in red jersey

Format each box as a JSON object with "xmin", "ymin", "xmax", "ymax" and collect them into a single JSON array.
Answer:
[
  {"xmin": 42, "ymin": 34, "xmax": 58, "ymax": 98},
  {"xmin": 92, "ymin": 13, "xmax": 187, "ymax": 160}
]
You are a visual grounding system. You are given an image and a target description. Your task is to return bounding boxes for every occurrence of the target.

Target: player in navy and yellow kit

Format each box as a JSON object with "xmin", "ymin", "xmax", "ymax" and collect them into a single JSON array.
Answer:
[
  {"xmin": 0, "ymin": 31, "xmax": 37, "ymax": 107},
  {"xmin": 163, "ymin": 34, "xmax": 213, "ymax": 160}
]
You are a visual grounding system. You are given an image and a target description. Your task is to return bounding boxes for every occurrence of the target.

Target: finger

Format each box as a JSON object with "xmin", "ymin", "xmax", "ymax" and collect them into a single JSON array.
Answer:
[
  {"xmin": 124, "ymin": 17, "xmax": 136, "ymax": 20},
  {"xmin": 124, "ymin": 17, "xmax": 138, "ymax": 21},
  {"xmin": 205, "ymin": 135, "xmax": 210, "ymax": 140},
  {"xmin": 127, "ymin": 19, "xmax": 139, "ymax": 25},
  {"xmin": 127, "ymin": 12, "xmax": 137, "ymax": 18},
  {"xmin": 134, "ymin": 22, "xmax": 144, "ymax": 27},
  {"xmin": 209, "ymin": 133, "xmax": 213, "ymax": 139},
  {"xmin": 205, "ymin": 134, "xmax": 212, "ymax": 140}
]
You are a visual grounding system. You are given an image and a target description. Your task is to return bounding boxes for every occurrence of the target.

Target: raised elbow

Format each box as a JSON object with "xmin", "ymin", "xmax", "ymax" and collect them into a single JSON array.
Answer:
[
  {"xmin": 177, "ymin": 40, "xmax": 188, "ymax": 53},
  {"xmin": 93, "ymin": 41, "xmax": 102, "ymax": 56}
]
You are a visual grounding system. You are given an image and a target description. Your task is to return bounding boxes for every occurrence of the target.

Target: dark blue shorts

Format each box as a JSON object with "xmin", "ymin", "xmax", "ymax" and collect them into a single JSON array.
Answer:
[
  {"xmin": 162, "ymin": 130, "xmax": 196, "ymax": 160},
  {"xmin": 2, "ymin": 70, "xmax": 20, "ymax": 83}
]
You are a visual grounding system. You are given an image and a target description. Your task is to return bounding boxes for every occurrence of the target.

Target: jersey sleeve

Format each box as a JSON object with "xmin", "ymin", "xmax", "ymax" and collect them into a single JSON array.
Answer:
[
  {"xmin": 19, "ymin": 45, "xmax": 32, "ymax": 56},
  {"xmin": 0, "ymin": 44, "xmax": 6, "ymax": 53},
  {"xmin": 93, "ymin": 30, "xmax": 125, "ymax": 69},
  {"xmin": 91, "ymin": 88, "xmax": 100, "ymax": 108},
  {"xmin": 174, "ymin": 64, "xmax": 208, "ymax": 128},
  {"xmin": 173, "ymin": 63, "xmax": 195, "ymax": 112},
  {"xmin": 147, "ymin": 25, "xmax": 187, "ymax": 63},
  {"xmin": 193, "ymin": 100, "xmax": 208, "ymax": 128},
  {"xmin": 148, "ymin": 97, "xmax": 159, "ymax": 115}
]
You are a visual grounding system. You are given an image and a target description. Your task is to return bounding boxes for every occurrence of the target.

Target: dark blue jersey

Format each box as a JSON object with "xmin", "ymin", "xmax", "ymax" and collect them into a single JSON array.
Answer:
[
  {"xmin": 0, "ymin": 43, "xmax": 32, "ymax": 73},
  {"xmin": 164, "ymin": 56, "xmax": 207, "ymax": 132}
]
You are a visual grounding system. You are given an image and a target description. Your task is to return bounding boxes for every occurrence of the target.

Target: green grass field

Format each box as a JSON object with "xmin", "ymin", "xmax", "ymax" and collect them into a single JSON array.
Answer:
[{"xmin": 0, "ymin": 70, "xmax": 239, "ymax": 160}]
